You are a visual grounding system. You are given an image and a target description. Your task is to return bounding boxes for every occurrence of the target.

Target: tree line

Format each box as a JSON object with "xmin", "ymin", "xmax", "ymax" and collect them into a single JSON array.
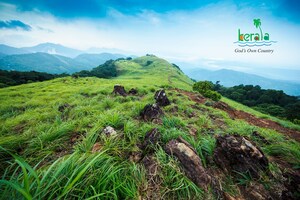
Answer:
[
  {"xmin": 0, "ymin": 70, "xmax": 68, "ymax": 88},
  {"xmin": 213, "ymin": 81, "xmax": 300, "ymax": 123},
  {"xmin": 0, "ymin": 59, "xmax": 120, "ymax": 88},
  {"xmin": 73, "ymin": 59, "xmax": 118, "ymax": 78}
]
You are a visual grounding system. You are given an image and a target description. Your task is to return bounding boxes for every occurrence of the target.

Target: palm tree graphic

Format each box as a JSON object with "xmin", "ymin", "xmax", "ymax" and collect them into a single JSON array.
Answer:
[{"xmin": 253, "ymin": 19, "xmax": 263, "ymax": 41}]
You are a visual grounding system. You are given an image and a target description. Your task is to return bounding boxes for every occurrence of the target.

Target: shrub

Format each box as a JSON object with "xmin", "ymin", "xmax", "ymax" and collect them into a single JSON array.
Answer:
[
  {"xmin": 192, "ymin": 81, "xmax": 214, "ymax": 94},
  {"xmin": 204, "ymin": 90, "xmax": 221, "ymax": 101},
  {"xmin": 193, "ymin": 81, "xmax": 221, "ymax": 101},
  {"xmin": 74, "ymin": 60, "xmax": 117, "ymax": 78}
]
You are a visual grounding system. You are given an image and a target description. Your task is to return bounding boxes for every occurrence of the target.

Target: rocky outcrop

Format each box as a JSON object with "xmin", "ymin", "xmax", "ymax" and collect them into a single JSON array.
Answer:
[
  {"xmin": 154, "ymin": 89, "xmax": 170, "ymax": 106},
  {"xmin": 214, "ymin": 134, "xmax": 269, "ymax": 178},
  {"xmin": 112, "ymin": 85, "xmax": 127, "ymax": 96},
  {"xmin": 165, "ymin": 137, "xmax": 211, "ymax": 190},
  {"xmin": 141, "ymin": 128, "xmax": 161, "ymax": 154},
  {"xmin": 140, "ymin": 104, "xmax": 163, "ymax": 121}
]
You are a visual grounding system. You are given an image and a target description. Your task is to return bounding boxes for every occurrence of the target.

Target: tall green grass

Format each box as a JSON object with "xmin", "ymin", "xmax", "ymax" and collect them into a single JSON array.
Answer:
[{"xmin": 0, "ymin": 147, "xmax": 144, "ymax": 199}]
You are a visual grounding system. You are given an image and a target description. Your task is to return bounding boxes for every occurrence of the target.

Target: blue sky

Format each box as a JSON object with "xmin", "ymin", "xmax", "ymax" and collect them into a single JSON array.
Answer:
[{"xmin": 0, "ymin": 0, "xmax": 300, "ymax": 77}]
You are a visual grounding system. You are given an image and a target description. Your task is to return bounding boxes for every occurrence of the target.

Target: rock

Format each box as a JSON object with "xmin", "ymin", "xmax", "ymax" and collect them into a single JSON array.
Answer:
[
  {"xmin": 214, "ymin": 134, "xmax": 269, "ymax": 178},
  {"xmin": 154, "ymin": 89, "xmax": 171, "ymax": 106},
  {"xmin": 103, "ymin": 126, "xmax": 117, "ymax": 136},
  {"xmin": 140, "ymin": 104, "xmax": 163, "ymax": 121},
  {"xmin": 141, "ymin": 128, "xmax": 161, "ymax": 154},
  {"xmin": 92, "ymin": 142, "xmax": 102, "ymax": 153},
  {"xmin": 244, "ymin": 184, "xmax": 270, "ymax": 200},
  {"xmin": 165, "ymin": 137, "xmax": 211, "ymax": 190},
  {"xmin": 128, "ymin": 88, "xmax": 138, "ymax": 95},
  {"xmin": 58, "ymin": 103, "xmax": 72, "ymax": 112},
  {"xmin": 152, "ymin": 118, "xmax": 163, "ymax": 125},
  {"xmin": 283, "ymin": 171, "xmax": 300, "ymax": 200},
  {"xmin": 223, "ymin": 193, "xmax": 241, "ymax": 200},
  {"xmin": 112, "ymin": 85, "xmax": 127, "ymax": 96}
]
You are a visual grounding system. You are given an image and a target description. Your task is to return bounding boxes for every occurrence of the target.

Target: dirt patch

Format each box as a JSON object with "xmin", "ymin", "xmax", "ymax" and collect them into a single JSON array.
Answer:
[
  {"xmin": 213, "ymin": 101, "xmax": 300, "ymax": 142},
  {"xmin": 141, "ymin": 156, "xmax": 161, "ymax": 200},
  {"xmin": 174, "ymin": 89, "xmax": 300, "ymax": 142},
  {"xmin": 209, "ymin": 114, "xmax": 227, "ymax": 130},
  {"xmin": 174, "ymin": 88, "xmax": 206, "ymax": 104},
  {"xmin": 54, "ymin": 131, "xmax": 84, "ymax": 158},
  {"xmin": 138, "ymin": 129, "xmax": 162, "ymax": 199},
  {"xmin": 269, "ymin": 156, "xmax": 300, "ymax": 199}
]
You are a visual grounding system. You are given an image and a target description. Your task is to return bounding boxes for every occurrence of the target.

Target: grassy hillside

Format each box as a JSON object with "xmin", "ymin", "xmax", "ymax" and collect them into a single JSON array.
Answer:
[{"xmin": 0, "ymin": 55, "xmax": 299, "ymax": 199}]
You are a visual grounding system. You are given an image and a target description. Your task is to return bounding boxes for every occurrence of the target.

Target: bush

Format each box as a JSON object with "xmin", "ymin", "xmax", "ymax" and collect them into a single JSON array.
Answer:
[
  {"xmin": 193, "ymin": 81, "xmax": 214, "ymax": 94},
  {"xmin": 193, "ymin": 81, "xmax": 221, "ymax": 101},
  {"xmin": 204, "ymin": 90, "xmax": 221, "ymax": 101}
]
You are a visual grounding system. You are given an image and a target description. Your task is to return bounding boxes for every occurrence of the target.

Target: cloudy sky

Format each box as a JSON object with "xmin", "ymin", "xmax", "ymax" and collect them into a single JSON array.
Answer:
[{"xmin": 0, "ymin": 0, "xmax": 299, "ymax": 75}]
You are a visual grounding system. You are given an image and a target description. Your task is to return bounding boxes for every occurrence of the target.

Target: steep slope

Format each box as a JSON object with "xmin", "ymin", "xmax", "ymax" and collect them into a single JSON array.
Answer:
[
  {"xmin": 185, "ymin": 68, "xmax": 300, "ymax": 96},
  {"xmin": 0, "ymin": 55, "xmax": 299, "ymax": 199}
]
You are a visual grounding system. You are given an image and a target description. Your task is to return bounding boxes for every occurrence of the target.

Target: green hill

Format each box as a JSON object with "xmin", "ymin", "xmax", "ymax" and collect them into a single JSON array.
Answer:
[
  {"xmin": 0, "ymin": 55, "xmax": 299, "ymax": 199},
  {"xmin": 0, "ymin": 52, "xmax": 87, "ymax": 74},
  {"xmin": 0, "ymin": 52, "xmax": 127, "ymax": 74}
]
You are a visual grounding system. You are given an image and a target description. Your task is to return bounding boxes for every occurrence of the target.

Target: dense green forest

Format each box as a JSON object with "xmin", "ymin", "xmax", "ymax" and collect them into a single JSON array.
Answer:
[
  {"xmin": 213, "ymin": 82, "xmax": 300, "ymax": 123},
  {"xmin": 0, "ymin": 70, "xmax": 68, "ymax": 88}
]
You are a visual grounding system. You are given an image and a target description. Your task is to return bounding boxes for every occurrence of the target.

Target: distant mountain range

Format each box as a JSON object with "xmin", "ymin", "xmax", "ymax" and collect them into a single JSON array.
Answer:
[
  {"xmin": 0, "ymin": 43, "xmax": 127, "ymax": 74},
  {"xmin": 0, "ymin": 44, "xmax": 30, "ymax": 55},
  {"xmin": 184, "ymin": 68, "xmax": 300, "ymax": 96},
  {"xmin": 21, "ymin": 43, "xmax": 83, "ymax": 58},
  {"xmin": 0, "ymin": 43, "xmax": 299, "ymax": 96}
]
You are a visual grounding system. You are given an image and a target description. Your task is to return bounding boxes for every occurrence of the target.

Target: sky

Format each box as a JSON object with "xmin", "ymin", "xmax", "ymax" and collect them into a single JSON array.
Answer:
[{"xmin": 0, "ymin": 0, "xmax": 300, "ymax": 76}]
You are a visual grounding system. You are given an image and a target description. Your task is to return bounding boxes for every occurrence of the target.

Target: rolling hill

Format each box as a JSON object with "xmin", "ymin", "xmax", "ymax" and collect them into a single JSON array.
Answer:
[
  {"xmin": 0, "ymin": 52, "xmax": 87, "ymax": 74},
  {"xmin": 0, "ymin": 44, "xmax": 31, "ymax": 55},
  {"xmin": 0, "ymin": 55, "xmax": 299, "ymax": 199},
  {"xmin": 184, "ymin": 68, "xmax": 300, "ymax": 96},
  {"xmin": 0, "ymin": 52, "xmax": 126, "ymax": 74}
]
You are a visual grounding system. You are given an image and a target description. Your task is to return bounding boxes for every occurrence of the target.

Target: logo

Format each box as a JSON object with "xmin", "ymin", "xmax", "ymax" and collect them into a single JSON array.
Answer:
[{"xmin": 234, "ymin": 19, "xmax": 277, "ymax": 47}]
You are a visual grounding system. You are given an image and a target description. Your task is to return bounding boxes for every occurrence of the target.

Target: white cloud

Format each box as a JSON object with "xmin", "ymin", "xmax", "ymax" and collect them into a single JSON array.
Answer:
[{"xmin": 0, "ymin": 2, "xmax": 299, "ymax": 70}]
